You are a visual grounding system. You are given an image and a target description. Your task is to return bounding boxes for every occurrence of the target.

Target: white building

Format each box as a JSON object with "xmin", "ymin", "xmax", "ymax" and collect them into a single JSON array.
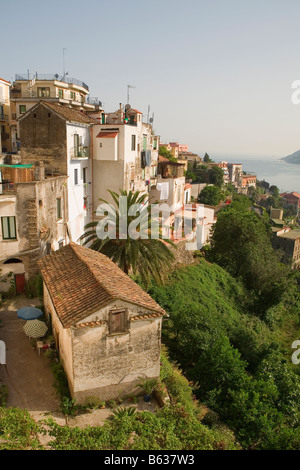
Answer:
[{"xmin": 91, "ymin": 104, "xmax": 159, "ymax": 209}]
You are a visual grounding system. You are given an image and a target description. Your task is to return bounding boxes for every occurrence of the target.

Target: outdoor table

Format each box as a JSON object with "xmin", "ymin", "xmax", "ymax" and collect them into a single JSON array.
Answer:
[{"xmin": 36, "ymin": 341, "xmax": 43, "ymax": 356}]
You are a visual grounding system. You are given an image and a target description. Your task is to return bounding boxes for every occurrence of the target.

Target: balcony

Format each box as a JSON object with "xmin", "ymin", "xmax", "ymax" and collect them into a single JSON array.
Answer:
[
  {"xmin": 0, "ymin": 181, "xmax": 16, "ymax": 194},
  {"xmin": 15, "ymin": 74, "xmax": 89, "ymax": 91},
  {"xmin": 0, "ymin": 114, "xmax": 9, "ymax": 121},
  {"xmin": 70, "ymin": 147, "xmax": 90, "ymax": 159}
]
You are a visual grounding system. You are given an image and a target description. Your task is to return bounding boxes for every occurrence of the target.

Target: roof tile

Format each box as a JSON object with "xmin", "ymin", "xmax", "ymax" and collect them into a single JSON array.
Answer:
[{"xmin": 38, "ymin": 242, "xmax": 166, "ymax": 328}]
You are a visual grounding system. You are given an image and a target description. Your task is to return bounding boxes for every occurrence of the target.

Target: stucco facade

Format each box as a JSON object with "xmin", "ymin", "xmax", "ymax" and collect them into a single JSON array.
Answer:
[
  {"xmin": 92, "ymin": 106, "xmax": 159, "ymax": 210},
  {"xmin": 39, "ymin": 243, "xmax": 165, "ymax": 403},
  {"xmin": 44, "ymin": 286, "xmax": 162, "ymax": 401}
]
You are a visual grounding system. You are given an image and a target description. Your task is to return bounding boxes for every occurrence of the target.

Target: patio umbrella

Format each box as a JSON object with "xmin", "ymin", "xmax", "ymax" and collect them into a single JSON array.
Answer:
[
  {"xmin": 17, "ymin": 307, "xmax": 43, "ymax": 320},
  {"xmin": 23, "ymin": 320, "xmax": 48, "ymax": 339}
]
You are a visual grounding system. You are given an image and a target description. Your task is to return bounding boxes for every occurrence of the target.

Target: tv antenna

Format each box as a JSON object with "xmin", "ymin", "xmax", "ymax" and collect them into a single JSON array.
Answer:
[
  {"xmin": 63, "ymin": 48, "xmax": 69, "ymax": 80},
  {"xmin": 127, "ymin": 84, "xmax": 136, "ymax": 104}
]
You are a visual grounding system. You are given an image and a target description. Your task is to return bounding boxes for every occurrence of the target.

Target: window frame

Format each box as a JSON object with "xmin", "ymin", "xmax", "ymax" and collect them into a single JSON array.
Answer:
[
  {"xmin": 37, "ymin": 87, "xmax": 50, "ymax": 98},
  {"xmin": 108, "ymin": 309, "xmax": 128, "ymax": 335},
  {"xmin": 56, "ymin": 198, "xmax": 62, "ymax": 220},
  {"xmin": 1, "ymin": 216, "xmax": 17, "ymax": 240},
  {"xmin": 131, "ymin": 134, "xmax": 136, "ymax": 151},
  {"xmin": 74, "ymin": 168, "xmax": 78, "ymax": 185}
]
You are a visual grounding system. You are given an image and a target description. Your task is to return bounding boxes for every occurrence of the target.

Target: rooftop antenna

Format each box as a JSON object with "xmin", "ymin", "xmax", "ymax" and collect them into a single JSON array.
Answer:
[
  {"xmin": 147, "ymin": 105, "xmax": 150, "ymax": 124},
  {"xmin": 127, "ymin": 84, "xmax": 136, "ymax": 104},
  {"xmin": 63, "ymin": 48, "xmax": 67, "ymax": 80}
]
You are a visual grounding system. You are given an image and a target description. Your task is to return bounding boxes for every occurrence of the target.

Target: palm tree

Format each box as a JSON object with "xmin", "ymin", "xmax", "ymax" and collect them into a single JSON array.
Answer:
[{"xmin": 80, "ymin": 189, "xmax": 175, "ymax": 288}]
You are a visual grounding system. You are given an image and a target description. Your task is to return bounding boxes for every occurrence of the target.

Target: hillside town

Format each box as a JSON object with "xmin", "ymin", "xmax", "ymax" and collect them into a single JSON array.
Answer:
[{"xmin": 0, "ymin": 73, "xmax": 300, "ymax": 451}]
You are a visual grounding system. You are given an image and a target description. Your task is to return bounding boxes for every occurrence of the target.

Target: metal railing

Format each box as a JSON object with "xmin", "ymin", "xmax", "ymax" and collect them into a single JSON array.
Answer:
[
  {"xmin": 15, "ymin": 74, "xmax": 89, "ymax": 91},
  {"xmin": 70, "ymin": 147, "xmax": 90, "ymax": 158},
  {"xmin": 86, "ymin": 97, "xmax": 102, "ymax": 106}
]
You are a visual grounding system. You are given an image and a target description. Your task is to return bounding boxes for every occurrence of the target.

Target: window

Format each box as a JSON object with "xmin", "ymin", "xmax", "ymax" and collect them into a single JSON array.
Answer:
[
  {"xmin": 58, "ymin": 89, "xmax": 64, "ymax": 99},
  {"xmin": 82, "ymin": 167, "xmax": 87, "ymax": 184},
  {"xmin": 74, "ymin": 134, "xmax": 79, "ymax": 156},
  {"xmin": 70, "ymin": 91, "xmax": 76, "ymax": 100},
  {"xmin": 74, "ymin": 168, "xmax": 78, "ymax": 185},
  {"xmin": 37, "ymin": 87, "xmax": 50, "ymax": 98},
  {"xmin": 153, "ymin": 139, "xmax": 157, "ymax": 150},
  {"xmin": 58, "ymin": 240, "xmax": 64, "ymax": 250},
  {"xmin": 1, "ymin": 216, "xmax": 16, "ymax": 240},
  {"xmin": 19, "ymin": 105, "xmax": 26, "ymax": 114},
  {"xmin": 131, "ymin": 134, "xmax": 136, "ymax": 151},
  {"xmin": 56, "ymin": 198, "xmax": 62, "ymax": 220},
  {"xmin": 109, "ymin": 309, "xmax": 127, "ymax": 334},
  {"xmin": 143, "ymin": 135, "xmax": 147, "ymax": 151}
]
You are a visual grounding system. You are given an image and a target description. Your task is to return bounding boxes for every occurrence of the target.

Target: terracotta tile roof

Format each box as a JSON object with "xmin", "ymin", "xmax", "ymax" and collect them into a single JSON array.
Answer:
[
  {"xmin": 38, "ymin": 242, "xmax": 166, "ymax": 328},
  {"xmin": 19, "ymin": 101, "xmax": 97, "ymax": 125},
  {"xmin": 96, "ymin": 131, "xmax": 119, "ymax": 138},
  {"xmin": 42, "ymin": 101, "xmax": 97, "ymax": 124}
]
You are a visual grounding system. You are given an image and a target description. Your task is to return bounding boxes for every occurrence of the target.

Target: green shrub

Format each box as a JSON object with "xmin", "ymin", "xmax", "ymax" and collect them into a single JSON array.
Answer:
[
  {"xmin": 0, "ymin": 384, "xmax": 8, "ymax": 406},
  {"xmin": 25, "ymin": 274, "xmax": 43, "ymax": 299}
]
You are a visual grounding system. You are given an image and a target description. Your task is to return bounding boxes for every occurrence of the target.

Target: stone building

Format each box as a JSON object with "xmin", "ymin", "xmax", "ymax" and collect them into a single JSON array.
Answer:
[
  {"xmin": 38, "ymin": 242, "xmax": 166, "ymax": 402},
  {"xmin": 272, "ymin": 228, "xmax": 300, "ymax": 268},
  {"xmin": 18, "ymin": 101, "xmax": 95, "ymax": 243},
  {"xmin": 0, "ymin": 162, "xmax": 67, "ymax": 293},
  {"xmin": 10, "ymin": 73, "xmax": 102, "ymax": 145}
]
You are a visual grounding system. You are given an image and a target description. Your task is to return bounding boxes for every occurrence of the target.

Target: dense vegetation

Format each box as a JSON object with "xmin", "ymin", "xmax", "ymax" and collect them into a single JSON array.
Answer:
[
  {"xmin": 0, "ymin": 350, "xmax": 240, "ymax": 450},
  {"xmin": 148, "ymin": 203, "xmax": 300, "ymax": 449}
]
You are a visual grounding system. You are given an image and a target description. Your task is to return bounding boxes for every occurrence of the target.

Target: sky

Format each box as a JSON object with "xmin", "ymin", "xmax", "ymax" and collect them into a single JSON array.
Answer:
[{"xmin": 2, "ymin": 0, "xmax": 300, "ymax": 158}]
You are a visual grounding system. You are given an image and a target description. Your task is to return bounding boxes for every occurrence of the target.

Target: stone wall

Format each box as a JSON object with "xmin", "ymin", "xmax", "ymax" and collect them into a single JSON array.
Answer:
[
  {"xmin": 19, "ymin": 104, "xmax": 67, "ymax": 175},
  {"xmin": 71, "ymin": 301, "xmax": 162, "ymax": 402}
]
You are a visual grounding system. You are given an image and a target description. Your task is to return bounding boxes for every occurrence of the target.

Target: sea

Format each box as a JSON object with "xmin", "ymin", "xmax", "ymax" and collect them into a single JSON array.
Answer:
[{"xmin": 203, "ymin": 153, "xmax": 300, "ymax": 193}]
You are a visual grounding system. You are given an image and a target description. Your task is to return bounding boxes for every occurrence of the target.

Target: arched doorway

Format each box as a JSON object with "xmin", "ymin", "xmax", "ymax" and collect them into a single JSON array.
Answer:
[{"xmin": 2, "ymin": 258, "xmax": 25, "ymax": 294}]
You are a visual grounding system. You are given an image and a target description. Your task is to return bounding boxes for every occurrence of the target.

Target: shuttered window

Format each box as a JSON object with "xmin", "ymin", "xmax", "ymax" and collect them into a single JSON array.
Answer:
[{"xmin": 109, "ymin": 309, "xmax": 127, "ymax": 334}]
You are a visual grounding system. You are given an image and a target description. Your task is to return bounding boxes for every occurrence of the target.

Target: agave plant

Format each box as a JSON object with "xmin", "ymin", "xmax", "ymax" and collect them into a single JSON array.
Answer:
[
  {"xmin": 111, "ymin": 406, "xmax": 137, "ymax": 419},
  {"xmin": 80, "ymin": 189, "xmax": 175, "ymax": 288}
]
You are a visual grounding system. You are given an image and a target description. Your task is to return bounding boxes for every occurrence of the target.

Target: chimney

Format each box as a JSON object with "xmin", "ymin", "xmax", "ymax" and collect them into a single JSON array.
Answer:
[
  {"xmin": 119, "ymin": 103, "xmax": 123, "ymax": 123},
  {"xmin": 34, "ymin": 161, "xmax": 45, "ymax": 181}
]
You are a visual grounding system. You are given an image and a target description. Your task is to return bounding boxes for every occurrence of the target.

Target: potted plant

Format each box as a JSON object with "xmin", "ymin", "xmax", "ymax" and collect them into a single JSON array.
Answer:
[{"xmin": 139, "ymin": 378, "xmax": 158, "ymax": 402}]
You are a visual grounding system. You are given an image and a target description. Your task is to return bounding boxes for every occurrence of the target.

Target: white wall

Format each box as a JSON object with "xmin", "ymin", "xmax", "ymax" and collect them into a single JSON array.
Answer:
[{"xmin": 66, "ymin": 123, "xmax": 92, "ymax": 243}]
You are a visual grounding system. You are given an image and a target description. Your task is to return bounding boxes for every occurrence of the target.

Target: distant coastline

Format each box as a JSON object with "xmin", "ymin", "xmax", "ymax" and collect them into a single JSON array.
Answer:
[
  {"xmin": 196, "ymin": 153, "xmax": 300, "ymax": 193},
  {"xmin": 280, "ymin": 149, "xmax": 300, "ymax": 165}
]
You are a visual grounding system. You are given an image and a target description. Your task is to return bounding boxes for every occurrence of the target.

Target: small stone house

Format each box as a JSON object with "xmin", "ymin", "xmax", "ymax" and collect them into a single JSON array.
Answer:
[{"xmin": 38, "ymin": 242, "xmax": 166, "ymax": 403}]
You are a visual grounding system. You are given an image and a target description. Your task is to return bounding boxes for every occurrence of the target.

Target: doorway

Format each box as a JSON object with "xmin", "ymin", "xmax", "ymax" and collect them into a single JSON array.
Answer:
[{"xmin": 14, "ymin": 273, "xmax": 25, "ymax": 294}]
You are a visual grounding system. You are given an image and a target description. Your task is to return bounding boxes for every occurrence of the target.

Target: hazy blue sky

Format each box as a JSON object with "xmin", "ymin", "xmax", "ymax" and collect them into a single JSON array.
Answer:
[{"xmin": 2, "ymin": 0, "xmax": 300, "ymax": 157}]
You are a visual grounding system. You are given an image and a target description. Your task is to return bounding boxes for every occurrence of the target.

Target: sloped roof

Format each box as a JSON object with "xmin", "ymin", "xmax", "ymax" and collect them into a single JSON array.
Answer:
[
  {"xmin": 38, "ymin": 242, "xmax": 166, "ymax": 328},
  {"xmin": 19, "ymin": 100, "xmax": 96, "ymax": 125},
  {"xmin": 96, "ymin": 131, "xmax": 119, "ymax": 138}
]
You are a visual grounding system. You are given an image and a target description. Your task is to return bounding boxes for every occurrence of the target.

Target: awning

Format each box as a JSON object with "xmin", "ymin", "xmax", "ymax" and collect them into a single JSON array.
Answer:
[{"xmin": 0, "ymin": 164, "xmax": 33, "ymax": 168}]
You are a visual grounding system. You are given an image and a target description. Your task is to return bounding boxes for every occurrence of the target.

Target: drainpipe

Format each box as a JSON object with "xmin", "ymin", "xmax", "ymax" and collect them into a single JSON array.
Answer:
[{"xmin": 90, "ymin": 125, "xmax": 94, "ymax": 221}]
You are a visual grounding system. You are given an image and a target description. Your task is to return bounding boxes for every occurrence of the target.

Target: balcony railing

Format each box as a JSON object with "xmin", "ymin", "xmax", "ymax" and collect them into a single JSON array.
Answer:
[
  {"xmin": 86, "ymin": 97, "xmax": 102, "ymax": 106},
  {"xmin": 15, "ymin": 74, "xmax": 89, "ymax": 91},
  {"xmin": 0, "ymin": 181, "xmax": 15, "ymax": 194},
  {"xmin": 0, "ymin": 114, "xmax": 9, "ymax": 121},
  {"xmin": 70, "ymin": 147, "xmax": 90, "ymax": 158}
]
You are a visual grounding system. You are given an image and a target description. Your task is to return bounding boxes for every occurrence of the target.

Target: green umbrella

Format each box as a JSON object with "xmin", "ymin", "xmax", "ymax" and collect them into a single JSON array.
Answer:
[{"xmin": 23, "ymin": 320, "xmax": 48, "ymax": 339}]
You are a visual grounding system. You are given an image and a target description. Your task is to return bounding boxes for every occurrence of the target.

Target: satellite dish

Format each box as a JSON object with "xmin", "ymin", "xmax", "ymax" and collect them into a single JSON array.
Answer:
[
  {"xmin": 125, "ymin": 104, "xmax": 131, "ymax": 112},
  {"xmin": 55, "ymin": 73, "xmax": 59, "ymax": 79}
]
